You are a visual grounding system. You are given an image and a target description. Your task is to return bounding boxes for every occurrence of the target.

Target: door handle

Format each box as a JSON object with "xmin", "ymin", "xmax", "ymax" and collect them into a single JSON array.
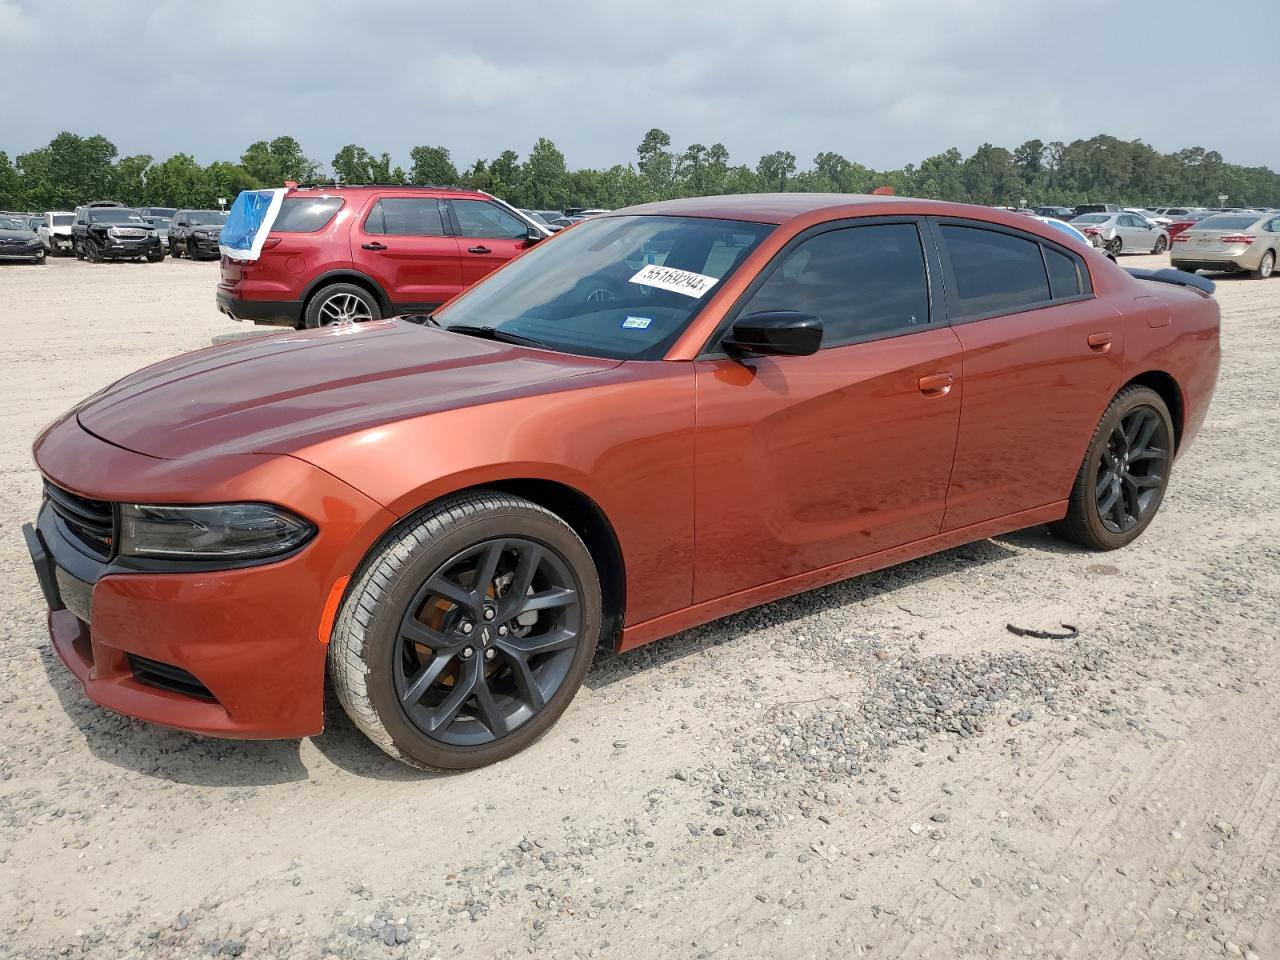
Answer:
[
  {"xmin": 467, "ymin": 245, "xmax": 492, "ymax": 255},
  {"xmin": 918, "ymin": 372, "xmax": 955, "ymax": 396},
  {"xmin": 361, "ymin": 242, "xmax": 387, "ymax": 251},
  {"xmin": 1087, "ymin": 331, "xmax": 1113, "ymax": 352}
]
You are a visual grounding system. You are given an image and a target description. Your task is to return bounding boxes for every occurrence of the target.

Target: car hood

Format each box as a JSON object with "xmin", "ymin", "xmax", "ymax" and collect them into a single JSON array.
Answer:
[
  {"xmin": 76, "ymin": 320, "xmax": 621, "ymax": 460},
  {"xmin": 0, "ymin": 229, "xmax": 38, "ymax": 241}
]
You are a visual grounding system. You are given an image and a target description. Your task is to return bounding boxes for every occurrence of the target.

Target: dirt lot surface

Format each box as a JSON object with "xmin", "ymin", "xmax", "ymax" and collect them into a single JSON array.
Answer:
[{"xmin": 0, "ymin": 255, "xmax": 1276, "ymax": 959}]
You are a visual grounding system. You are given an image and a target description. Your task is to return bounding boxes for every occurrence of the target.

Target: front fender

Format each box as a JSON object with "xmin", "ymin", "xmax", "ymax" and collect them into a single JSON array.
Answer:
[{"xmin": 292, "ymin": 363, "xmax": 697, "ymax": 626}]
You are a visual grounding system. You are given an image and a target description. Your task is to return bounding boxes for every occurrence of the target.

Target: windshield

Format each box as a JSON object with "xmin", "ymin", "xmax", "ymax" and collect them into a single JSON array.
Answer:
[
  {"xmin": 52, "ymin": 214, "xmax": 73, "ymax": 225},
  {"xmin": 433, "ymin": 215, "xmax": 773, "ymax": 361},
  {"xmin": 1072, "ymin": 214, "xmax": 1110, "ymax": 224},
  {"xmin": 89, "ymin": 209, "xmax": 146, "ymax": 224},
  {"xmin": 0, "ymin": 216, "xmax": 30, "ymax": 231},
  {"xmin": 188, "ymin": 211, "xmax": 228, "ymax": 225}
]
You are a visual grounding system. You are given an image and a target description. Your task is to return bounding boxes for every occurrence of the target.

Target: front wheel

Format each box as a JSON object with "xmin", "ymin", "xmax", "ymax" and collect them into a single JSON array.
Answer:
[
  {"xmin": 1106, "ymin": 237, "xmax": 1123, "ymax": 255},
  {"xmin": 329, "ymin": 492, "xmax": 602, "ymax": 769},
  {"xmin": 84, "ymin": 240, "xmax": 101, "ymax": 263},
  {"xmin": 1250, "ymin": 250, "xmax": 1275, "ymax": 280},
  {"xmin": 1050, "ymin": 385, "xmax": 1174, "ymax": 551}
]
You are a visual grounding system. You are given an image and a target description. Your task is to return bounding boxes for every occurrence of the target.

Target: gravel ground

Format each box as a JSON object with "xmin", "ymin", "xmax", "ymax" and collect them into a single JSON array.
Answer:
[{"xmin": 0, "ymin": 254, "xmax": 1276, "ymax": 959}]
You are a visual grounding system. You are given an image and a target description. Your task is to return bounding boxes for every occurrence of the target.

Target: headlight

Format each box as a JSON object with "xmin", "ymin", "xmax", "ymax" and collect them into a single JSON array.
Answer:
[{"xmin": 118, "ymin": 503, "xmax": 314, "ymax": 560}]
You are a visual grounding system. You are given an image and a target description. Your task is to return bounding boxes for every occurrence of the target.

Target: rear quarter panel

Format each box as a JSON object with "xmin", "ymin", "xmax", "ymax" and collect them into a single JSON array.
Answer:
[{"xmin": 1118, "ymin": 278, "xmax": 1220, "ymax": 454}]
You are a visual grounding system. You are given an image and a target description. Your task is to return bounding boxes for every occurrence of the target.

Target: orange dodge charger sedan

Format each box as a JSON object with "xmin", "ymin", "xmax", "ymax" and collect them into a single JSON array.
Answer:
[{"xmin": 26, "ymin": 194, "xmax": 1220, "ymax": 769}]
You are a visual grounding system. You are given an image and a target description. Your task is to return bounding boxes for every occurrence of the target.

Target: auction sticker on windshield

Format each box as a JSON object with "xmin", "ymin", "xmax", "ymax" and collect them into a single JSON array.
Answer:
[{"xmin": 629, "ymin": 264, "xmax": 718, "ymax": 298}]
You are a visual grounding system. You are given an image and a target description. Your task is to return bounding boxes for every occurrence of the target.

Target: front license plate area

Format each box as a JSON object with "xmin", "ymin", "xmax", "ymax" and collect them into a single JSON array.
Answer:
[{"xmin": 55, "ymin": 566, "xmax": 93, "ymax": 623}]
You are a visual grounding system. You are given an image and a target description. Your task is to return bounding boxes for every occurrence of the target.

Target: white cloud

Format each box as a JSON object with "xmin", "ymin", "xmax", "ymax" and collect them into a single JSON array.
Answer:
[{"xmin": 1, "ymin": 0, "xmax": 1275, "ymax": 173}]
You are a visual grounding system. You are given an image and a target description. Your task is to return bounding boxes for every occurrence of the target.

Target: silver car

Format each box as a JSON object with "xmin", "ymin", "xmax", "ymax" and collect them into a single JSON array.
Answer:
[
  {"xmin": 1070, "ymin": 212, "xmax": 1170, "ymax": 255},
  {"xmin": 1171, "ymin": 211, "xmax": 1280, "ymax": 279}
]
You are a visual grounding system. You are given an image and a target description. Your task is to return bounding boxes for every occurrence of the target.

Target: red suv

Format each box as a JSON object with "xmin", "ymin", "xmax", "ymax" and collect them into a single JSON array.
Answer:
[{"xmin": 216, "ymin": 185, "xmax": 548, "ymax": 328}]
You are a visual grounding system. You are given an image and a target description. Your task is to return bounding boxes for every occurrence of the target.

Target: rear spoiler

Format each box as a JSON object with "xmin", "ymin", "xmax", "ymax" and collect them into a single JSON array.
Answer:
[{"xmin": 1125, "ymin": 267, "xmax": 1215, "ymax": 295}]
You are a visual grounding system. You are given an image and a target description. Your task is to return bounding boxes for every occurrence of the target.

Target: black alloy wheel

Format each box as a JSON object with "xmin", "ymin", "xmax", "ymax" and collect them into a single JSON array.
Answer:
[
  {"xmin": 394, "ymin": 537, "xmax": 581, "ymax": 746},
  {"xmin": 329, "ymin": 491, "xmax": 602, "ymax": 770},
  {"xmin": 1052, "ymin": 385, "xmax": 1174, "ymax": 550},
  {"xmin": 1093, "ymin": 406, "xmax": 1169, "ymax": 535}
]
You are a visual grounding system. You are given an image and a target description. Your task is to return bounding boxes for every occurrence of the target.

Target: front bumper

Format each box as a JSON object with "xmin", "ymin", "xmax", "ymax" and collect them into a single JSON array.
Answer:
[
  {"xmin": 28, "ymin": 416, "xmax": 396, "ymax": 739},
  {"xmin": 0, "ymin": 248, "xmax": 44, "ymax": 261},
  {"xmin": 217, "ymin": 287, "xmax": 304, "ymax": 326},
  {"xmin": 188, "ymin": 235, "xmax": 222, "ymax": 256},
  {"xmin": 97, "ymin": 236, "xmax": 162, "ymax": 259}
]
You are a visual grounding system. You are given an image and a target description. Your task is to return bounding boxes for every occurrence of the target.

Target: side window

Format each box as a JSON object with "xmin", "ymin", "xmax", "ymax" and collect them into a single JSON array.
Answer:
[
  {"xmin": 735, "ymin": 223, "xmax": 930, "ymax": 346},
  {"xmin": 1044, "ymin": 246, "xmax": 1083, "ymax": 299},
  {"xmin": 272, "ymin": 197, "xmax": 344, "ymax": 233},
  {"xmin": 451, "ymin": 199, "xmax": 527, "ymax": 240},
  {"xmin": 1267, "ymin": 218, "xmax": 1280, "ymax": 233},
  {"xmin": 364, "ymin": 198, "xmax": 446, "ymax": 236},
  {"xmin": 940, "ymin": 224, "xmax": 1052, "ymax": 318}
]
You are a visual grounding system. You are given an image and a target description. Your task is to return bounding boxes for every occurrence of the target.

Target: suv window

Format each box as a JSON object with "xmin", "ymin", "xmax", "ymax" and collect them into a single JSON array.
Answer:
[
  {"xmin": 451, "ymin": 199, "xmax": 527, "ymax": 240},
  {"xmin": 273, "ymin": 197, "xmax": 343, "ymax": 233},
  {"xmin": 365, "ymin": 198, "xmax": 446, "ymax": 236},
  {"xmin": 940, "ymin": 225, "xmax": 1051, "ymax": 318},
  {"xmin": 736, "ymin": 223, "xmax": 930, "ymax": 346}
]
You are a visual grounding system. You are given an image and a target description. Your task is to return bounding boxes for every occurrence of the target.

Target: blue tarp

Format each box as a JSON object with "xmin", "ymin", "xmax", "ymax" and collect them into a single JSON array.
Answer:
[{"xmin": 219, "ymin": 188, "xmax": 285, "ymax": 261}]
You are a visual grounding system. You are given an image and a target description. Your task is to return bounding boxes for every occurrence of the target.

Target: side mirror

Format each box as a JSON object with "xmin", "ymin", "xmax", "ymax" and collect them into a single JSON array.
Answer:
[
  {"xmin": 525, "ymin": 225, "xmax": 544, "ymax": 243},
  {"xmin": 723, "ymin": 311, "xmax": 822, "ymax": 357}
]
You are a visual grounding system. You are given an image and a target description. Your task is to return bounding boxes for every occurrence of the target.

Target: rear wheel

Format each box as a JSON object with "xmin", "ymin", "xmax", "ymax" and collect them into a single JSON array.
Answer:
[
  {"xmin": 329, "ymin": 491, "xmax": 602, "ymax": 769},
  {"xmin": 1152, "ymin": 235, "xmax": 1168, "ymax": 254},
  {"xmin": 1250, "ymin": 249, "xmax": 1275, "ymax": 280},
  {"xmin": 304, "ymin": 283, "xmax": 381, "ymax": 328},
  {"xmin": 1050, "ymin": 385, "xmax": 1174, "ymax": 551}
]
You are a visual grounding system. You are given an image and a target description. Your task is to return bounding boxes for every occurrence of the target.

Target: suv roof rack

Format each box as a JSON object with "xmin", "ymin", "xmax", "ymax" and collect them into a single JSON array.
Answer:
[{"xmin": 290, "ymin": 182, "xmax": 482, "ymax": 193}]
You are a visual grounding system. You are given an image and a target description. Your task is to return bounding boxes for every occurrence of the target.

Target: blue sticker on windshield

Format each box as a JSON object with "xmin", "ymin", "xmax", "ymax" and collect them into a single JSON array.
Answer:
[{"xmin": 622, "ymin": 316, "xmax": 652, "ymax": 330}]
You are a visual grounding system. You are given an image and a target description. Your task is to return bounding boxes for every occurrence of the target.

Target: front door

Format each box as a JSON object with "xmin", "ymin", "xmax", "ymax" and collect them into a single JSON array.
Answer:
[
  {"xmin": 447, "ymin": 198, "xmax": 537, "ymax": 286},
  {"xmin": 693, "ymin": 220, "xmax": 963, "ymax": 603},
  {"xmin": 350, "ymin": 196, "xmax": 462, "ymax": 311}
]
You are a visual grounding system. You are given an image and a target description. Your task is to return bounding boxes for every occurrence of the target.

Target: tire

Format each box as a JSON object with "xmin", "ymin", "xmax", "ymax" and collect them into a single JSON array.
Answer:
[
  {"xmin": 1152, "ymin": 235, "xmax": 1168, "ymax": 254},
  {"xmin": 329, "ymin": 491, "xmax": 602, "ymax": 770},
  {"xmin": 85, "ymin": 240, "xmax": 100, "ymax": 263},
  {"xmin": 170, "ymin": 239, "xmax": 182, "ymax": 259},
  {"xmin": 73, "ymin": 241, "xmax": 84, "ymax": 261},
  {"xmin": 1250, "ymin": 250, "xmax": 1275, "ymax": 280},
  {"xmin": 304, "ymin": 282, "xmax": 382, "ymax": 328},
  {"xmin": 1106, "ymin": 236, "xmax": 1122, "ymax": 255},
  {"xmin": 146, "ymin": 253, "xmax": 163, "ymax": 263},
  {"xmin": 185, "ymin": 240, "xmax": 198, "ymax": 260},
  {"xmin": 1050, "ymin": 385, "xmax": 1174, "ymax": 551}
]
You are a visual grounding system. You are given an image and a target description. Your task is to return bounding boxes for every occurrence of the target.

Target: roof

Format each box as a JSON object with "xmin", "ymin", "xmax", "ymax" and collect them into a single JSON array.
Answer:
[{"xmin": 612, "ymin": 192, "xmax": 959, "ymax": 225}]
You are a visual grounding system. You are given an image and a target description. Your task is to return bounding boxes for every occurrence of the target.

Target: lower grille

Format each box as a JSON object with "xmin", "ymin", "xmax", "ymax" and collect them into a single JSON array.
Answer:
[
  {"xmin": 45, "ymin": 482, "xmax": 114, "ymax": 559},
  {"xmin": 127, "ymin": 655, "xmax": 215, "ymax": 701}
]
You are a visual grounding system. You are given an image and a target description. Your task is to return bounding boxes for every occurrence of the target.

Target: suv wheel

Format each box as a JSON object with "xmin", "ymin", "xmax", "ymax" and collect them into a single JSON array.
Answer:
[
  {"xmin": 305, "ymin": 283, "xmax": 381, "ymax": 328},
  {"xmin": 85, "ymin": 240, "xmax": 101, "ymax": 263},
  {"xmin": 1050, "ymin": 385, "xmax": 1174, "ymax": 551},
  {"xmin": 329, "ymin": 491, "xmax": 602, "ymax": 769}
]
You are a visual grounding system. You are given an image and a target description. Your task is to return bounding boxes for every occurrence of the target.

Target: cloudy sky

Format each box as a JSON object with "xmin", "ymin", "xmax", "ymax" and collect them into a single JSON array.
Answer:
[{"xmin": 2, "ymin": 0, "xmax": 1275, "ymax": 173}]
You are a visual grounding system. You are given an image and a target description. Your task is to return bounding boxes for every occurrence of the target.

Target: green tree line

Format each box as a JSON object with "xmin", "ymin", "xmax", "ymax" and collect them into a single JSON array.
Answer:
[{"xmin": 2, "ymin": 129, "xmax": 1277, "ymax": 213}]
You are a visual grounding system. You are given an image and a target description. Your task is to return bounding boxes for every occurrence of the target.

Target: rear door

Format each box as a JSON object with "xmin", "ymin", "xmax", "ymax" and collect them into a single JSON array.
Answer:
[
  {"xmin": 932, "ymin": 219, "xmax": 1124, "ymax": 530},
  {"xmin": 446, "ymin": 198, "xmax": 536, "ymax": 285},
  {"xmin": 693, "ymin": 219, "xmax": 963, "ymax": 602},
  {"xmin": 350, "ymin": 196, "xmax": 462, "ymax": 311}
]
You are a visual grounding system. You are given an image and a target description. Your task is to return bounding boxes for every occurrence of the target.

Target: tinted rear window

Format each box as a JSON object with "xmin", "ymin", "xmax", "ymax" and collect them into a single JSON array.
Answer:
[
  {"xmin": 1195, "ymin": 214, "xmax": 1262, "ymax": 231},
  {"xmin": 273, "ymin": 197, "xmax": 343, "ymax": 233},
  {"xmin": 941, "ymin": 225, "xmax": 1051, "ymax": 318},
  {"xmin": 1044, "ymin": 247, "xmax": 1083, "ymax": 299}
]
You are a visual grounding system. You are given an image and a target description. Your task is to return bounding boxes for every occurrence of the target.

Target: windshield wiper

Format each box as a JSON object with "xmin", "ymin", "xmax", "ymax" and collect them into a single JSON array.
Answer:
[{"xmin": 442, "ymin": 324, "xmax": 548, "ymax": 349}]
